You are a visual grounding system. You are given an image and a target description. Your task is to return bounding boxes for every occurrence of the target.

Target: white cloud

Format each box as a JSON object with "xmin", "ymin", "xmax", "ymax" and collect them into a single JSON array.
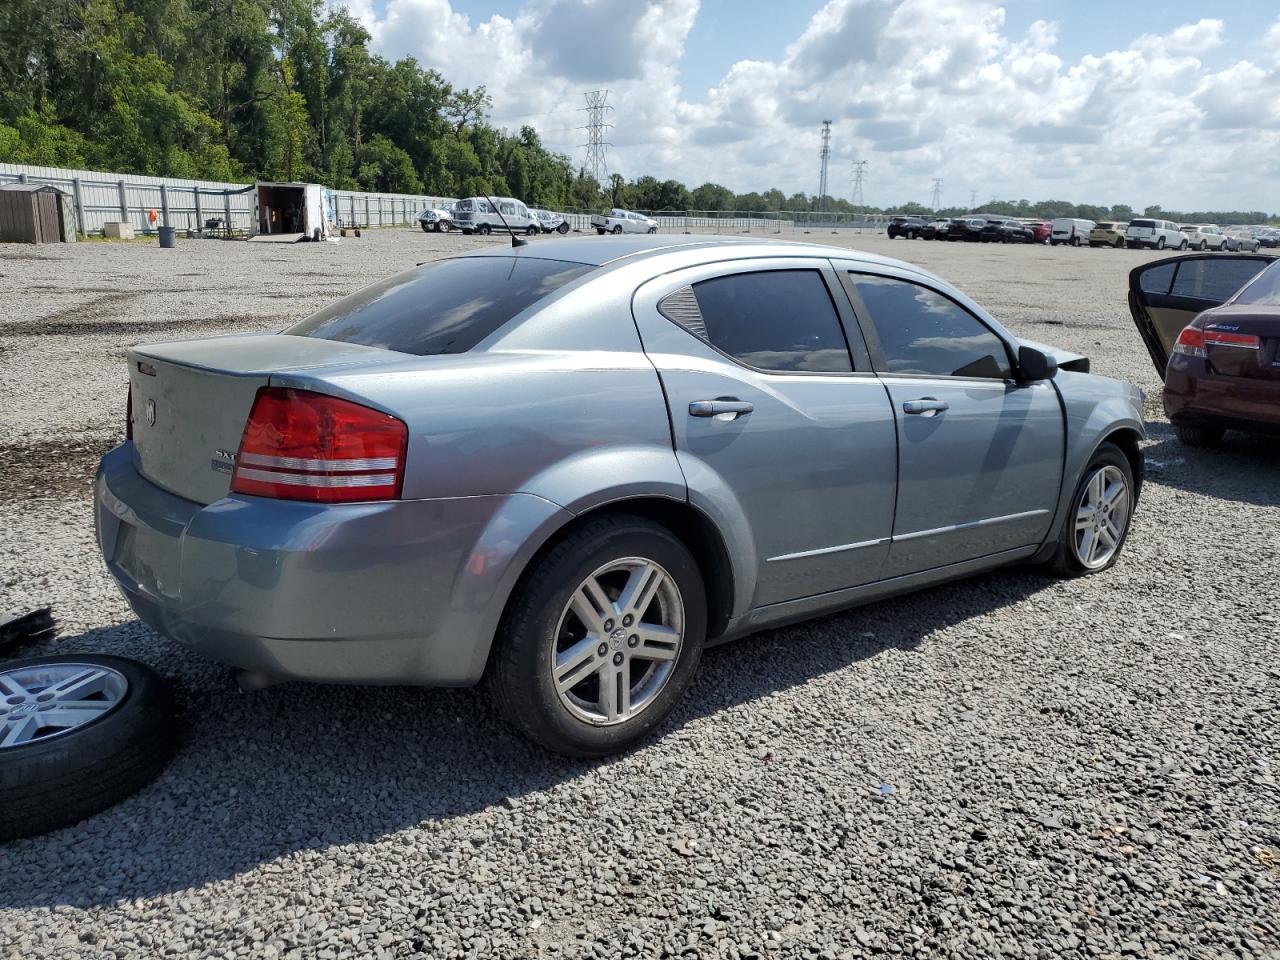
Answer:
[{"xmin": 340, "ymin": 0, "xmax": 1280, "ymax": 211}]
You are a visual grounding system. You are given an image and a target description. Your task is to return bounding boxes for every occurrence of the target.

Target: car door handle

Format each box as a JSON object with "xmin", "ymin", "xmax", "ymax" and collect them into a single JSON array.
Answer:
[
  {"xmin": 689, "ymin": 400, "xmax": 754, "ymax": 418},
  {"xmin": 902, "ymin": 398, "xmax": 950, "ymax": 416}
]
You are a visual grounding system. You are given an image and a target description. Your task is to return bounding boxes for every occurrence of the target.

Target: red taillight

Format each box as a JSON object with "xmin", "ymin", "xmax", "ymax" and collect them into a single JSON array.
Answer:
[
  {"xmin": 1203, "ymin": 329, "xmax": 1260, "ymax": 349},
  {"xmin": 1172, "ymin": 326, "xmax": 1207, "ymax": 359},
  {"xmin": 230, "ymin": 388, "xmax": 407, "ymax": 503}
]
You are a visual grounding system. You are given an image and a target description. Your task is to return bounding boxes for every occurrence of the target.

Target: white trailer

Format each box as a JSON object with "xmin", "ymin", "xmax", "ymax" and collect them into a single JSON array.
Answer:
[{"xmin": 251, "ymin": 182, "xmax": 331, "ymax": 242}]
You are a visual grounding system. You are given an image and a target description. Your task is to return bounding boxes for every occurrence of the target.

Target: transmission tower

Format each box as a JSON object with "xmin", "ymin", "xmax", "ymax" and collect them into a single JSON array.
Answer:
[
  {"xmin": 930, "ymin": 178, "xmax": 943, "ymax": 211},
  {"xmin": 817, "ymin": 120, "xmax": 832, "ymax": 211},
  {"xmin": 580, "ymin": 90, "xmax": 614, "ymax": 186},
  {"xmin": 850, "ymin": 160, "xmax": 867, "ymax": 208},
  {"xmin": 969, "ymin": 189, "xmax": 977, "ymax": 210}
]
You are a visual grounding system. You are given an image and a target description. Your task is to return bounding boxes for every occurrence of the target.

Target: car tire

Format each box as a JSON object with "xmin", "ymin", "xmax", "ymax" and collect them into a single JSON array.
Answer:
[
  {"xmin": 1175, "ymin": 423, "xmax": 1225, "ymax": 447},
  {"xmin": 420, "ymin": 222, "xmax": 432, "ymax": 233},
  {"xmin": 648, "ymin": 226, "xmax": 657, "ymax": 234},
  {"xmin": 596, "ymin": 228, "xmax": 605, "ymax": 235},
  {"xmin": 1046, "ymin": 443, "xmax": 1136, "ymax": 578},
  {"xmin": 486, "ymin": 514, "xmax": 707, "ymax": 758},
  {"xmin": 1115, "ymin": 238, "xmax": 1124, "ymax": 248},
  {"xmin": 478, "ymin": 224, "xmax": 492, "ymax": 236},
  {"xmin": 611, "ymin": 225, "xmax": 623, "ymax": 235},
  {"xmin": 558, "ymin": 222, "xmax": 570, "ymax": 234},
  {"xmin": 0, "ymin": 655, "xmax": 177, "ymax": 842},
  {"xmin": 1156, "ymin": 237, "xmax": 1166, "ymax": 250},
  {"xmin": 526, "ymin": 225, "xmax": 538, "ymax": 236}
]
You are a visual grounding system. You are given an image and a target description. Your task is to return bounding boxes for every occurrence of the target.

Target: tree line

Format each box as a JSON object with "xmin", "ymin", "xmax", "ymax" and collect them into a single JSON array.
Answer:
[{"xmin": 1, "ymin": 0, "xmax": 1272, "ymax": 225}]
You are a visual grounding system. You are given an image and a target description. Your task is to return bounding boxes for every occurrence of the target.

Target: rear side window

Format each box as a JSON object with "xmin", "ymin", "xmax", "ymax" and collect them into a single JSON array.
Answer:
[
  {"xmin": 1138, "ymin": 263, "xmax": 1176, "ymax": 295},
  {"xmin": 1170, "ymin": 259, "xmax": 1267, "ymax": 302},
  {"xmin": 286, "ymin": 257, "xmax": 593, "ymax": 355},
  {"xmin": 850, "ymin": 274, "xmax": 1012, "ymax": 379},
  {"xmin": 664, "ymin": 270, "xmax": 853, "ymax": 373}
]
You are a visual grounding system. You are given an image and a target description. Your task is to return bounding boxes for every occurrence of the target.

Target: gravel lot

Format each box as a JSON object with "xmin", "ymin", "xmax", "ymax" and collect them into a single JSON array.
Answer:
[{"xmin": 1, "ymin": 228, "xmax": 1277, "ymax": 959}]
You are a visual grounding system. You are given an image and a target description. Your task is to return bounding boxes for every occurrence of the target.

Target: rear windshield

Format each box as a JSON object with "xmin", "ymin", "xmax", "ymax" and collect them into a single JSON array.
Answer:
[
  {"xmin": 1096, "ymin": 223, "xmax": 1114, "ymax": 229},
  {"xmin": 1130, "ymin": 219, "xmax": 1156, "ymax": 228},
  {"xmin": 286, "ymin": 257, "xmax": 594, "ymax": 355},
  {"xmin": 1233, "ymin": 260, "xmax": 1280, "ymax": 306}
]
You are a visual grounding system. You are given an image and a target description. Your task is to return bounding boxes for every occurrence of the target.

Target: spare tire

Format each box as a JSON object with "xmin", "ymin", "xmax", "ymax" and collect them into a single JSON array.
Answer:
[{"xmin": 0, "ymin": 655, "xmax": 177, "ymax": 842}]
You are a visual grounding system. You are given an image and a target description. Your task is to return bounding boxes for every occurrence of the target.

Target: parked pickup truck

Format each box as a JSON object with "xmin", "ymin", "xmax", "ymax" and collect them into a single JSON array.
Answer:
[{"xmin": 592, "ymin": 208, "xmax": 657, "ymax": 235}]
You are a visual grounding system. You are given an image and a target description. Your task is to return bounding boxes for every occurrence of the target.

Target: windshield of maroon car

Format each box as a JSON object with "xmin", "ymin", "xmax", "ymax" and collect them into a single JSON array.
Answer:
[
  {"xmin": 285, "ymin": 257, "xmax": 594, "ymax": 355},
  {"xmin": 1232, "ymin": 260, "xmax": 1280, "ymax": 306}
]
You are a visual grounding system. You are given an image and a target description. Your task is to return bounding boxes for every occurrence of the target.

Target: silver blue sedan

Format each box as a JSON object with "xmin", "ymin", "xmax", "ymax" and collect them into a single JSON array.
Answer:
[{"xmin": 97, "ymin": 236, "xmax": 1144, "ymax": 756}]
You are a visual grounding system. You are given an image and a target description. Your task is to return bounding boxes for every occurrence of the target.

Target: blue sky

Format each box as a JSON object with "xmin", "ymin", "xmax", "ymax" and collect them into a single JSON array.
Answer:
[{"xmin": 346, "ymin": 0, "xmax": 1280, "ymax": 209}]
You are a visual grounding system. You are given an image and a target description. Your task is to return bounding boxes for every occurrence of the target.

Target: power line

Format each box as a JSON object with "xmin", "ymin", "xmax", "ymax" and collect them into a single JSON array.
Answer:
[
  {"xmin": 818, "ymin": 120, "xmax": 832, "ymax": 212},
  {"xmin": 850, "ymin": 159, "xmax": 867, "ymax": 208},
  {"xmin": 931, "ymin": 177, "xmax": 943, "ymax": 212},
  {"xmin": 580, "ymin": 90, "xmax": 614, "ymax": 186}
]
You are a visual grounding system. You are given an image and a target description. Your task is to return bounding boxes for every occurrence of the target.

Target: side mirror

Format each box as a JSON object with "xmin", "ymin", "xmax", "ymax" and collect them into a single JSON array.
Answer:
[{"xmin": 1018, "ymin": 345, "xmax": 1058, "ymax": 381}]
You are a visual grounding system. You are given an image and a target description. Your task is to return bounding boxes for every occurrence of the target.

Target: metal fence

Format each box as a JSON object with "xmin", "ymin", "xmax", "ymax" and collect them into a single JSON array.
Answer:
[
  {"xmin": 563, "ymin": 209, "xmax": 895, "ymax": 234},
  {"xmin": 0, "ymin": 163, "xmax": 454, "ymax": 237}
]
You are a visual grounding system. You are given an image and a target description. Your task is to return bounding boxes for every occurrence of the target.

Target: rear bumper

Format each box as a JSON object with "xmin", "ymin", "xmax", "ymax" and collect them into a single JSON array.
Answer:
[
  {"xmin": 1164, "ymin": 365, "xmax": 1280, "ymax": 435},
  {"xmin": 95, "ymin": 444, "xmax": 572, "ymax": 685}
]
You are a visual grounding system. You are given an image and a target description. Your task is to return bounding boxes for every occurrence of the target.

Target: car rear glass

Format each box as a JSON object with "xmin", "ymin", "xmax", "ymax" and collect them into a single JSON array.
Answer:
[
  {"xmin": 1131, "ymin": 219, "xmax": 1155, "ymax": 228},
  {"xmin": 1232, "ymin": 261, "xmax": 1280, "ymax": 306},
  {"xmin": 286, "ymin": 257, "xmax": 594, "ymax": 355},
  {"xmin": 1096, "ymin": 223, "xmax": 1114, "ymax": 229},
  {"xmin": 1170, "ymin": 258, "xmax": 1269, "ymax": 302}
]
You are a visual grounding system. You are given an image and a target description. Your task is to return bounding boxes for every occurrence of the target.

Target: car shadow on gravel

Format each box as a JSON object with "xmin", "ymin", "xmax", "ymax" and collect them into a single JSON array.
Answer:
[
  {"xmin": 0, "ymin": 569, "xmax": 1051, "ymax": 909},
  {"xmin": 1141, "ymin": 422, "xmax": 1280, "ymax": 507}
]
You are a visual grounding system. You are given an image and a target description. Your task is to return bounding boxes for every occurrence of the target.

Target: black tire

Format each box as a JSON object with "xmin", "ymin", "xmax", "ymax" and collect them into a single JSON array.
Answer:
[
  {"xmin": 1156, "ymin": 236, "xmax": 1166, "ymax": 249},
  {"xmin": 478, "ymin": 224, "xmax": 491, "ymax": 236},
  {"xmin": 557, "ymin": 222, "xmax": 570, "ymax": 234},
  {"xmin": 440, "ymin": 221, "xmax": 451, "ymax": 233},
  {"xmin": 1197, "ymin": 241, "xmax": 1207, "ymax": 251},
  {"xmin": 1176, "ymin": 423, "xmax": 1225, "ymax": 447},
  {"xmin": 420, "ymin": 221, "xmax": 432, "ymax": 233},
  {"xmin": 1072, "ymin": 235, "xmax": 1081, "ymax": 247},
  {"xmin": 526, "ymin": 224, "xmax": 538, "ymax": 236},
  {"xmin": 1045, "ymin": 443, "xmax": 1135, "ymax": 578},
  {"xmin": 647, "ymin": 226, "xmax": 657, "ymax": 234},
  {"xmin": 1114, "ymin": 238, "xmax": 1124, "ymax": 248},
  {"xmin": 0, "ymin": 655, "xmax": 177, "ymax": 842},
  {"xmin": 486, "ymin": 515, "xmax": 707, "ymax": 758},
  {"xmin": 612, "ymin": 225, "xmax": 623, "ymax": 235},
  {"xmin": 596, "ymin": 228, "xmax": 605, "ymax": 235}
]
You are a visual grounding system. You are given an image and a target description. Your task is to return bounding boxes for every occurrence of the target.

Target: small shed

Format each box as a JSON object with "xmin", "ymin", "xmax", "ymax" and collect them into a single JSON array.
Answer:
[{"xmin": 0, "ymin": 183, "xmax": 75, "ymax": 243}]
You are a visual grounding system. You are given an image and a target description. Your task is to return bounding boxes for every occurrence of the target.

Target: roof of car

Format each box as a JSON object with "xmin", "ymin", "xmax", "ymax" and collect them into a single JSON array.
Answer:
[{"xmin": 463, "ymin": 233, "xmax": 922, "ymax": 271}]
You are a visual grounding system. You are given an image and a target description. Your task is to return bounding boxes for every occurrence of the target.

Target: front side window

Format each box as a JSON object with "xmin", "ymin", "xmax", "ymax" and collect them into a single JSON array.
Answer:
[
  {"xmin": 662, "ymin": 270, "xmax": 853, "ymax": 373},
  {"xmin": 850, "ymin": 274, "xmax": 1012, "ymax": 379}
]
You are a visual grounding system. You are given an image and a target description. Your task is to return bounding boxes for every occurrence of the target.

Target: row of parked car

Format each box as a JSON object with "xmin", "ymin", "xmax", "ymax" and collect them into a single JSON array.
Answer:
[
  {"xmin": 888, "ymin": 215, "xmax": 1280, "ymax": 252},
  {"xmin": 417, "ymin": 197, "xmax": 573, "ymax": 236}
]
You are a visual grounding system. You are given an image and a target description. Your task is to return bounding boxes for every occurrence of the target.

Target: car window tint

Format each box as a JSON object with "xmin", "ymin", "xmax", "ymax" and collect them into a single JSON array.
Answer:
[
  {"xmin": 287, "ymin": 257, "xmax": 594, "ymax": 355},
  {"xmin": 1231, "ymin": 260, "xmax": 1280, "ymax": 306},
  {"xmin": 1138, "ymin": 263, "xmax": 1176, "ymax": 296},
  {"xmin": 682, "ymin": 270, "xmax": 852, "ymax": 373},
  {"xmin": 1171, "ymin": 259, "xmax": 1266, "ymax": 302},
  {"xmin": 851, "ymin": 274, "xmax": 1011, "ymax": 379}
]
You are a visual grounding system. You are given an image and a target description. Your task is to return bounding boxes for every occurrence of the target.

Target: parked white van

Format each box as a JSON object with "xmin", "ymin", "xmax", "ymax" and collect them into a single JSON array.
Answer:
[
  {"xmin": 1125, "ymin": 218, "xmax": 1187, "ymax": 251},
  {"xmin": 1049, "ymin": 218, "xmax": 1095, "ymax": 246},
  {"xmin": 453, "ymin": 196, "xmax": 539, "ymax": 236}
]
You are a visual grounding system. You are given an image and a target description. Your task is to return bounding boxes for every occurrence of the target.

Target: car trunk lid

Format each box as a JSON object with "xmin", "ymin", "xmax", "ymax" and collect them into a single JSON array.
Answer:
[
  {"xmin": 1201, "ymin": 306, "xmax": 1280, "ymax": 381},
  {"xmin": 128, "ymin": 334, "xmax": 401, "ymax": 504}
]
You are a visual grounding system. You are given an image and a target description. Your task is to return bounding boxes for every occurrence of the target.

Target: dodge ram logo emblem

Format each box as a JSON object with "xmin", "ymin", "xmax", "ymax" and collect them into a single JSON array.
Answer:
[{"xmin": 145, "ymin": 399, "xmax": 157, "ymax": 427}]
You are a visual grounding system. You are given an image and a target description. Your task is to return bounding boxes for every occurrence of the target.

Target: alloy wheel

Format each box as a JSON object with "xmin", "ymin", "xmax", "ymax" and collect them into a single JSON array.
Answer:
[
  {"xmin": 0, "ymin": 663, "xmax": 128, "ymax": 748},
  {"xmin": 1073, "ymin": 465, "xmax": 1130, "ymax": 570},
  {"xmin": 551, "ymin": 558, "xmax": 684, "ymax": 726}
]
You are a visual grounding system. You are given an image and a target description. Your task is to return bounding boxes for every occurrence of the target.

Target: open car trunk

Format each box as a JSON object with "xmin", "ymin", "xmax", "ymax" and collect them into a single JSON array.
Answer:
[
  {"xmin": 1127, "ymin": 254, "xmax": 1277, "ymax": 378},
  {"xmin": 128, "ymin": 335, "xmax": 401, "ymax": 505}
]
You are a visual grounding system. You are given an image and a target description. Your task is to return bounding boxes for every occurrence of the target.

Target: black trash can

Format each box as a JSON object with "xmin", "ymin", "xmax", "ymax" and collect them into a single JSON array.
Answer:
[{"xmin": 158, "ymin": 226, "xmax": 176, "ymax": 248}]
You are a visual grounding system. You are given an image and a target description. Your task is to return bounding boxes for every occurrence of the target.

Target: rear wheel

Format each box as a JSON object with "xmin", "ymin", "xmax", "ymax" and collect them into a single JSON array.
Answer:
[
  {"xmin": 487, "ymin": 515, "xmax": 706, "ymax": 757},
  {"xmin": 1046, "ymin": 443, "xmax": 1135, "ymax": 577},
  {"xmin": 526, "ymin": 224, "xmax": 538, "ymax": 236},
  {"xmin": 420, "ymin": 222, "xmax": 432, "ymax": 234},
  {"xmin": 1197, "ymin": 240, "xmax": 1207, "ymax": 251},
  {"xmin": 1156, "ymin": 236, "xmax": 1166, "ymax": 250},
  {"xmin": 1114, "ymin": 237, "xmax": 1124, "ymax": 248},
  {"xmin": 612, "ymin": 225, "xmax": 623, "ymax": 235},
  {"xmin": 596, "ymin": 228, "xmax": 605, "ymax": 235},
  {"xmin": 478, "ymin": 224, "xmax": 492, "ymax": 236},
  {"xmin": 1175, "ymin": 423, "xmax": 1225, "ymax": 447},
  {"xmin": 557, "ymin": 222, "xmax": 570, "ymax": 234}
]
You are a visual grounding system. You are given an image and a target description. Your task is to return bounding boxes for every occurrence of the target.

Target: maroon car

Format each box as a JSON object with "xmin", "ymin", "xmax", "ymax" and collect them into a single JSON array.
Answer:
[
  {"xmin": 1031, "ymin": 222, "xmax": 1052, "ymax": 244},
  {"xmin": 1129, "ymin": 254, "xmax": 1280, "ymax": 445}
]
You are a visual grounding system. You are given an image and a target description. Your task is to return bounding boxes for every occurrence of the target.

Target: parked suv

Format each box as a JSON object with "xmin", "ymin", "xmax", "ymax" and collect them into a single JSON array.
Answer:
[
  {"xmin": 1088, "ymin": 222, "xmax": 1127, "ymax": 248},
  {"xmin": 1180, "ymin": 225, "xmax": 1226, "ymax": 251},
  {"xmin": 886, "ymin": 216, "xmax": 927, "ymax": 239},
  {"xmin": 946, "ymin": 218, "xmax": 987, "ymax": 241},
  {"xmin": 1126, "ymin": 218, "xmax": 1187, "ymax": 250},
  {"xmin": 920, "ymin": 218, "xmax": 951, "ymax": 240},
  {"xmin": 981, "ymin": 219, "xmax": 1034, "ymax": 243}
]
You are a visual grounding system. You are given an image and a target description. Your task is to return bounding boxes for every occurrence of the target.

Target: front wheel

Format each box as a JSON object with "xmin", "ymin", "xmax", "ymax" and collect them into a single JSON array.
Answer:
[
  {"xmin": 647, "ymin": 226, "xmax": 657, "ymax": 234},
  {"xmin": 1046, "ymin": 443, "xmax": 1135, "ymax": 577},
  {"xmin": 526, "ymin": 224, "xmax": 538, "ymax": 236},
  {"xmin": 1176, "ymin": 423, "xmax": 1225, "ymax": 447},
  {"xmin": 486, "ymin": 515, "xmax": 706, "ymax": 757},
  {"xmin": 421, "ymin": 222, "xmax": 432, "ymax": 234},
  {"xmin": 478, "ymin": 224, "xmax": 492, "ymax": 236},
  {"xmin": 558, "ymin": 222, "xmax": 570, "ymax": 234}
]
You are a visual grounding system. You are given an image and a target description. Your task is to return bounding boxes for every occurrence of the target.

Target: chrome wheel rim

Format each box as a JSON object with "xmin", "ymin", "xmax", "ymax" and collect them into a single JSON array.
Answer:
[
  {"xmin": 0, "ymin": 663, "xmax": 128, "ymax": 748},
  {"xmin": 552, "ymin": 558, "xmax": 684, "ymax": 726},
  {"xmin": 1074, "ymin": 465, "xmax": 1130, "ymax": 569}
]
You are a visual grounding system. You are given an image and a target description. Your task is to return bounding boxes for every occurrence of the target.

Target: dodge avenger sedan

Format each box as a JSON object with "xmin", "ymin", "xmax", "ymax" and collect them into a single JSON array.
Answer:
[{"xmin": 98, "ymin": 236, "xmax": 1145, "ymax": 756}]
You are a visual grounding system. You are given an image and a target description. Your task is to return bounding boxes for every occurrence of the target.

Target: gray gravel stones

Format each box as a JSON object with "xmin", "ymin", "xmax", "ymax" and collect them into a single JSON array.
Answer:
[{"xmin": 1, "ymin": 229, "xmax": 1278, "ymax": 958}]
